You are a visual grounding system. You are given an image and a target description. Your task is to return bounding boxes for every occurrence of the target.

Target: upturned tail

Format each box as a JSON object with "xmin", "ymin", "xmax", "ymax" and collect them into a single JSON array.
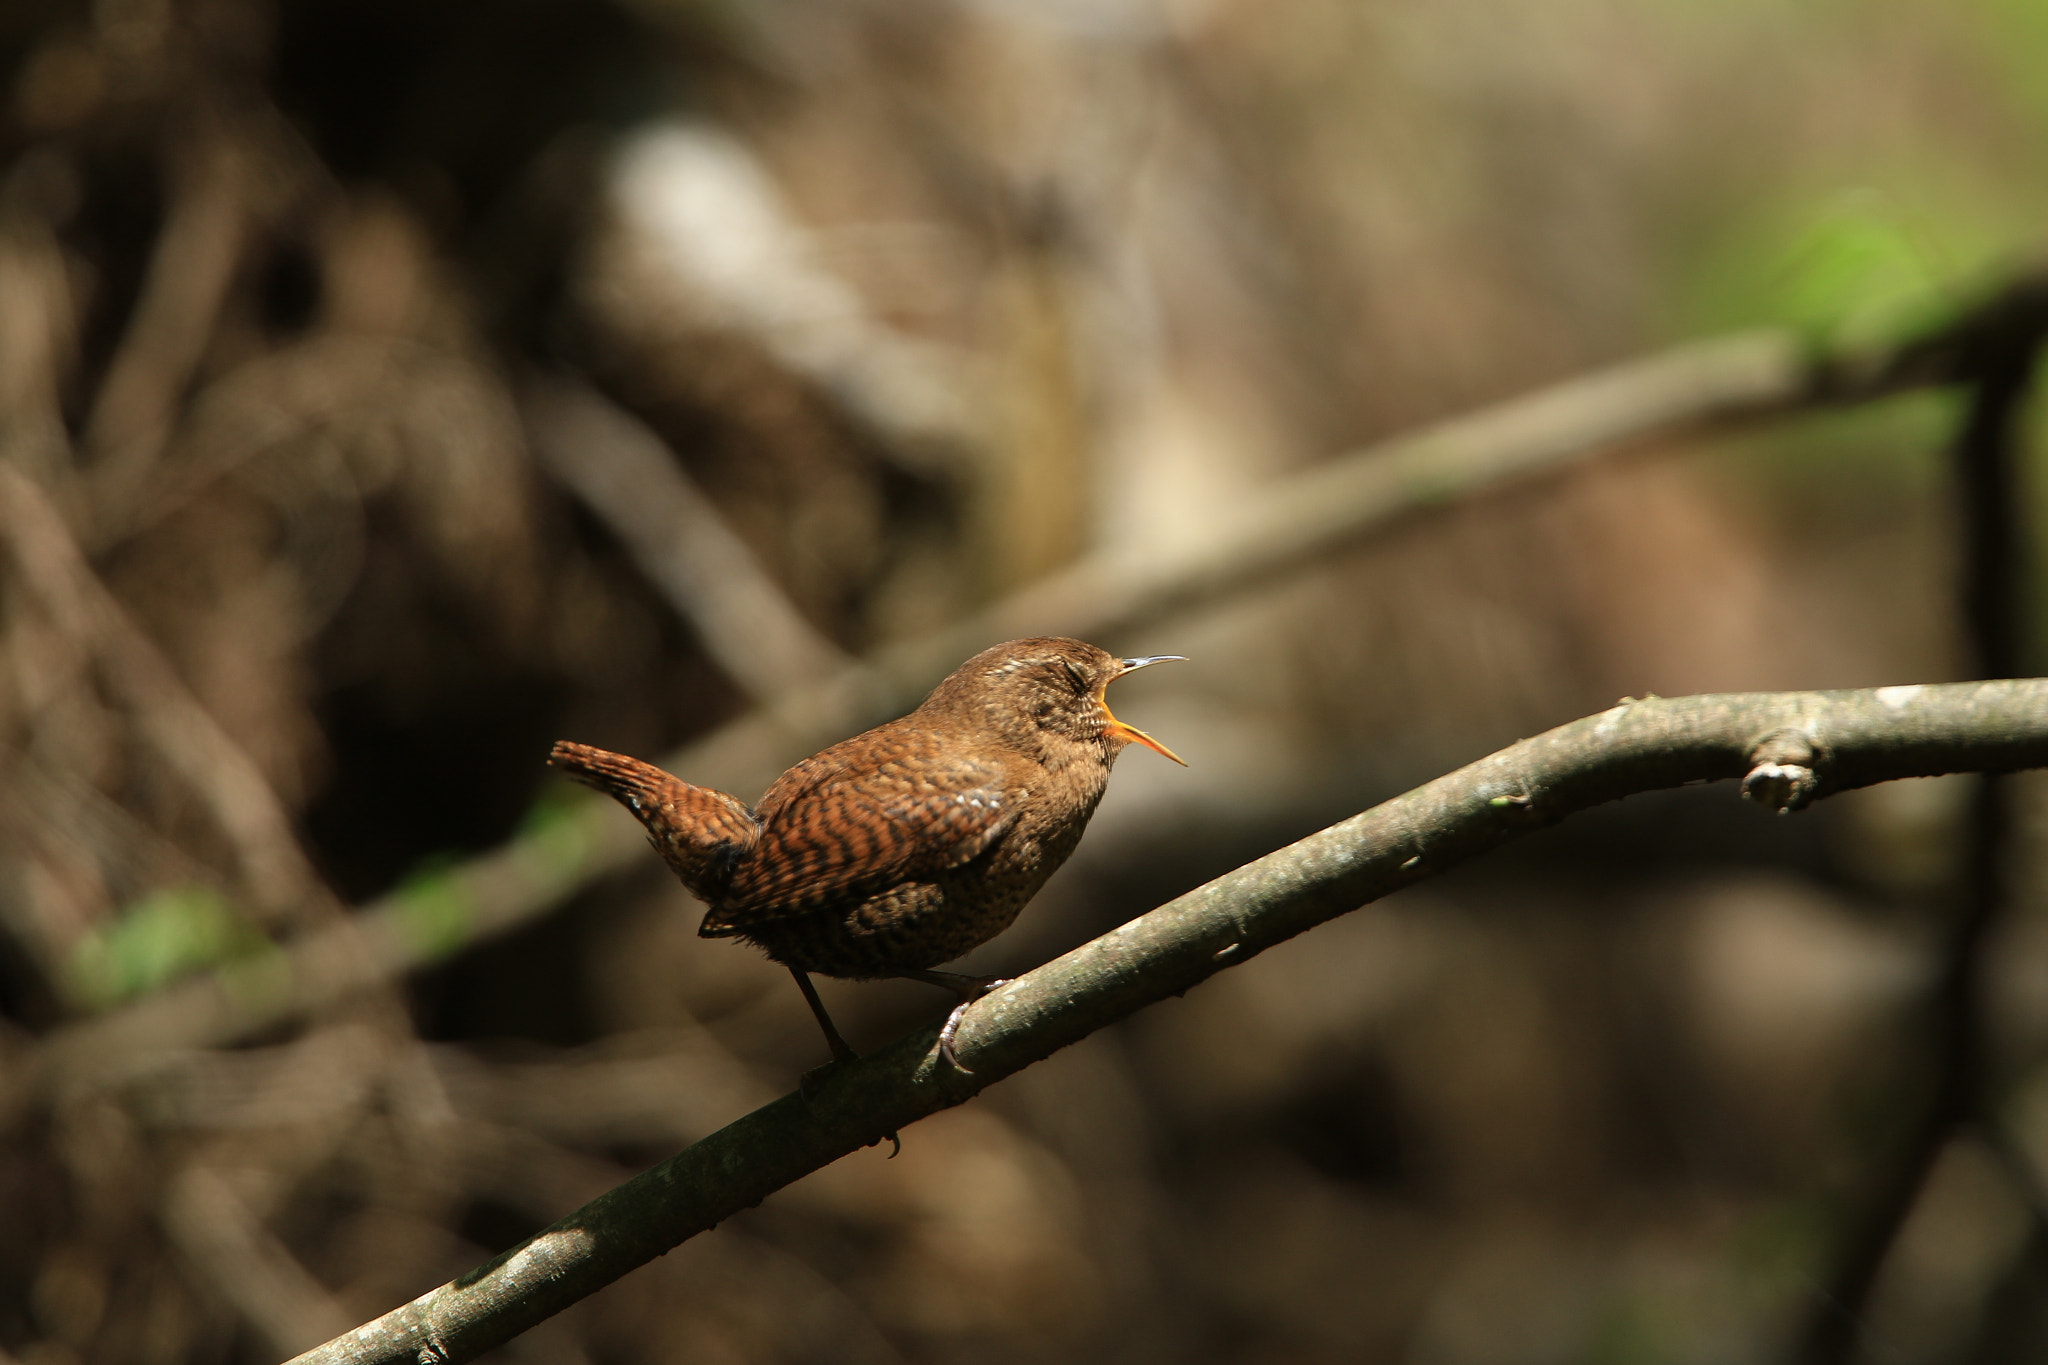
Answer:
[{"xmin": 548, "ymin": 741, "xmax": 759, "ymax": 901}]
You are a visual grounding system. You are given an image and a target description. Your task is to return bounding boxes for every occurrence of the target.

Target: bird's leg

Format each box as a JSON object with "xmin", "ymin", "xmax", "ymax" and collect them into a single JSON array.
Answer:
[
  {"xmin": 895, "ymin": 969, "xmax": 1013, "ymax": 1074},
  {"xmin": 790, "ymin": 967, "xmax": 900, "ymax": 1155},
  {"xmin": 790, "ymin": 966, "xmax": 858, "ymax": 1065},
  {"xmin": 791, "ymin": 968, "xmax": 856, "ymax": 1094}
]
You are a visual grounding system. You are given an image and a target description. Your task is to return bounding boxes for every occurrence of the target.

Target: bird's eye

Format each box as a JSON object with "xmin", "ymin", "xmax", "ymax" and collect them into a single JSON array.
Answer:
[{"xmin": 1061, "ymin": 659, "xmax": 1089, "ymax": 692}]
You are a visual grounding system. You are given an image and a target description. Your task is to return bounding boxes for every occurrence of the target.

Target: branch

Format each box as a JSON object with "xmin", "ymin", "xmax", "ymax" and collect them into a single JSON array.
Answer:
[
  {"xmin": 284, "ymin": 678, "xmax": 2048, "ymax": 1365},
  {"xmin": 522, "ymin": 375, "xmax": 853, "ymax": 699},
  {"xmin": 40, "ymin": 278, "xmax": 2048, "ymax": 1089},
  {"xmin": 163, "ymin": 1162, "xmax": 357, "ymax": 1358},
  {"xmin": 1797, "ymin": 284, "xmax": 2048, "ymax": 1365},
  {"xmin": 84, "ymin": 131, "xmax": 252, "ymax": 536},
  {"xmin": 0, "ymin": 464, "xmax": 334, "ymax": 929}
]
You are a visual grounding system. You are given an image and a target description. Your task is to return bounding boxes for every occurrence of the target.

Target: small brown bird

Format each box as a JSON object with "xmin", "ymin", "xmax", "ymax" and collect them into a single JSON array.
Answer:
[{"xmin": 550, "ymin": 637, "xmax": 1184, "ymax": 1071}]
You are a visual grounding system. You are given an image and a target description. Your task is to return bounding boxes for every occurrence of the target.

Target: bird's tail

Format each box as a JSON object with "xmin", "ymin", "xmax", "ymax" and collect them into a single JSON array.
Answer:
[{"xmin": 548, "ymin": 741, "xmax": 758, "ymax": 900}]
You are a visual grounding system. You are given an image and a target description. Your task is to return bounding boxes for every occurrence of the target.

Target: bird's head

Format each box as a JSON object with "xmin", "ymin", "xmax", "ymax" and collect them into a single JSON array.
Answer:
[{"xmin": 931, "ymin": 637, "xmax": 1187, "ymax": 766}]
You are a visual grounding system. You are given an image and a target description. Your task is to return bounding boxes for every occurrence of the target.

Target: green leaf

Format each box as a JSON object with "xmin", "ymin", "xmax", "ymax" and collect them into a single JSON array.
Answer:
[
  {"xmin": 67, "ymin": 885, "xmax": 257, "ymax": 1010},
  {"xmin": 1674, "ymin": 182, "xmax": 2002, "ymax": 351},
  {"xmin": 394, "ymin": 859, "xmax": 476, "ymax": 960},
  {"xmin": 517, "ymin": 783, "xmax": 594, "ymax": 889}
]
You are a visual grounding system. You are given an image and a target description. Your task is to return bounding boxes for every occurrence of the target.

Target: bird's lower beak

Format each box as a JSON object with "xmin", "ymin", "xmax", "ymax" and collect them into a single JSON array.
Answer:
[
  {"xmin": 1105, "ymin": 655, "xmax": 1188, "ymax": 765},
  {"xmin": 1106, "ymin": 716, "xmax": 1187, "ymax": 765}
]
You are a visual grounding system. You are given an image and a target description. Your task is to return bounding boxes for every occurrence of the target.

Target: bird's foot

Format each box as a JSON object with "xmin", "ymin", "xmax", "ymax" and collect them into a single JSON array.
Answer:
[{"xmin": 936, "ymin": 977, "xmax": 1013, "ymax": 1073}]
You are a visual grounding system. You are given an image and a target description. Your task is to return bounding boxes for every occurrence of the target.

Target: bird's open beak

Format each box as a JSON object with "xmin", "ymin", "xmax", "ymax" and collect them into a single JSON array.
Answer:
[{"xmin": 1104, "ymin": 655, "xmax": 1188, "ymax": 765}]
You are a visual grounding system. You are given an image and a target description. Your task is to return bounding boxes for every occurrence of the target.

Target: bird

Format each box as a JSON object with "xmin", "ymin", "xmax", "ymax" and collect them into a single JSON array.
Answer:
[{"xmin": 549, "ymin": 637, "xmax": 1184, "ymax": 1073}]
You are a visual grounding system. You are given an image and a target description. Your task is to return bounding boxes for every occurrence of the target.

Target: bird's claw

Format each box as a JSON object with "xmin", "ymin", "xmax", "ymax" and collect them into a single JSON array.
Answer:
[
  {"xmin": 937, "ymin": 1002, "xmax": 974, "ymax": 1073},
  {"xmin": 936, "ymin": 977, "xmax": 1012, "ymax": 1073}
]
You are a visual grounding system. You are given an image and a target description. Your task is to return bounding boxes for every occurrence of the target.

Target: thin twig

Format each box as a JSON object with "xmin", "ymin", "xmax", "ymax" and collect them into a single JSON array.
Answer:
[
  {"xmin": 162, "ymin": 1162, "xmax": 359, "ymax": 1358},
  {"xmin": 523, "ymin": 374, "xmax": 852, "ymax": 698},
  {"xmin": 83, "ymin": 133, "xmax": 250, "ymax": 531},
  {"xmin": 282, "ymin": 678, "xmax": 2048, "ymax": 1365},
  {"xmin": 0, "ymin": 464, "xmax": 333, "ymax": 928}
]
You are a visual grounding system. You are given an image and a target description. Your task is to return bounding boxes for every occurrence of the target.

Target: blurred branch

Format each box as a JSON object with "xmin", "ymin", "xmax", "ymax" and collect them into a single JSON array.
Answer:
[
  {"xmin": 523, "ymin": 374, "xmax": 853, "ymax": 698},
  {"xmin": 284, "ymin": 679, "xmax": 2048, "ymax": 1365},
  {"xmin": 163, "ymin": 1162, "xmax": 357, "ymax": 1358},
  {"xmin": 0, "ymin": 464, "xmax": 334, "ymax": 929},
  {"xmin": 34, "ymin": 277, "xmax": 2048, "ymax": 1093},
  {"xmin": 607, "ymin": 123, "xmax": 980, "ymax": 474},
  {"xmin": 1797, "ymin": 286, "xmax": 2048, "ymax": 1365},
  {"xmin": 0, "ymin": 214, "xmax": 80, "ymax": 487},
  {"xmin": 82, "ymin": 134, "xmax": 250, "ymax": 534}
]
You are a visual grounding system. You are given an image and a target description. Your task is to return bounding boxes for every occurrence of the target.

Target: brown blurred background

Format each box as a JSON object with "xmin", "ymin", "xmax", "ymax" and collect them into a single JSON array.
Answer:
[{"xmin": 4, "ymin": 0, "xmax": 2048, "ymax": 1361}]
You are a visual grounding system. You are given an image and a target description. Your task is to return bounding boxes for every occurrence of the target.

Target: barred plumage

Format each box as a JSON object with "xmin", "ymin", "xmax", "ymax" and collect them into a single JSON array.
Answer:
[{"xmin": 549, "ymin": 637, "xmax": 1183, "ymax": 1069}]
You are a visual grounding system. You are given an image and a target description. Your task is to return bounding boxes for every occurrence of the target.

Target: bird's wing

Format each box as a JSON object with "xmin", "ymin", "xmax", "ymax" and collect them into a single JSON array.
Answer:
[{"xmin": 705, "ymin": 728, "xmax": 1013, "ymax": 927}]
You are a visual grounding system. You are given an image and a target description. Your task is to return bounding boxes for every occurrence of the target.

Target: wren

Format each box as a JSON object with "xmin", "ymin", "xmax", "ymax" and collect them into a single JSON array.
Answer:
[{"xmin": 550, "ymin": 637, "xmax": 1184, "ymax": 1072}]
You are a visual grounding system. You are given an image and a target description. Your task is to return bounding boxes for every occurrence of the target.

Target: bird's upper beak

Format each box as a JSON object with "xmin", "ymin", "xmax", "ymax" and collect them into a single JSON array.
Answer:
[{"xmin": 1103, "ymin": 655, "xmax": 1187, "ymax": 765}]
